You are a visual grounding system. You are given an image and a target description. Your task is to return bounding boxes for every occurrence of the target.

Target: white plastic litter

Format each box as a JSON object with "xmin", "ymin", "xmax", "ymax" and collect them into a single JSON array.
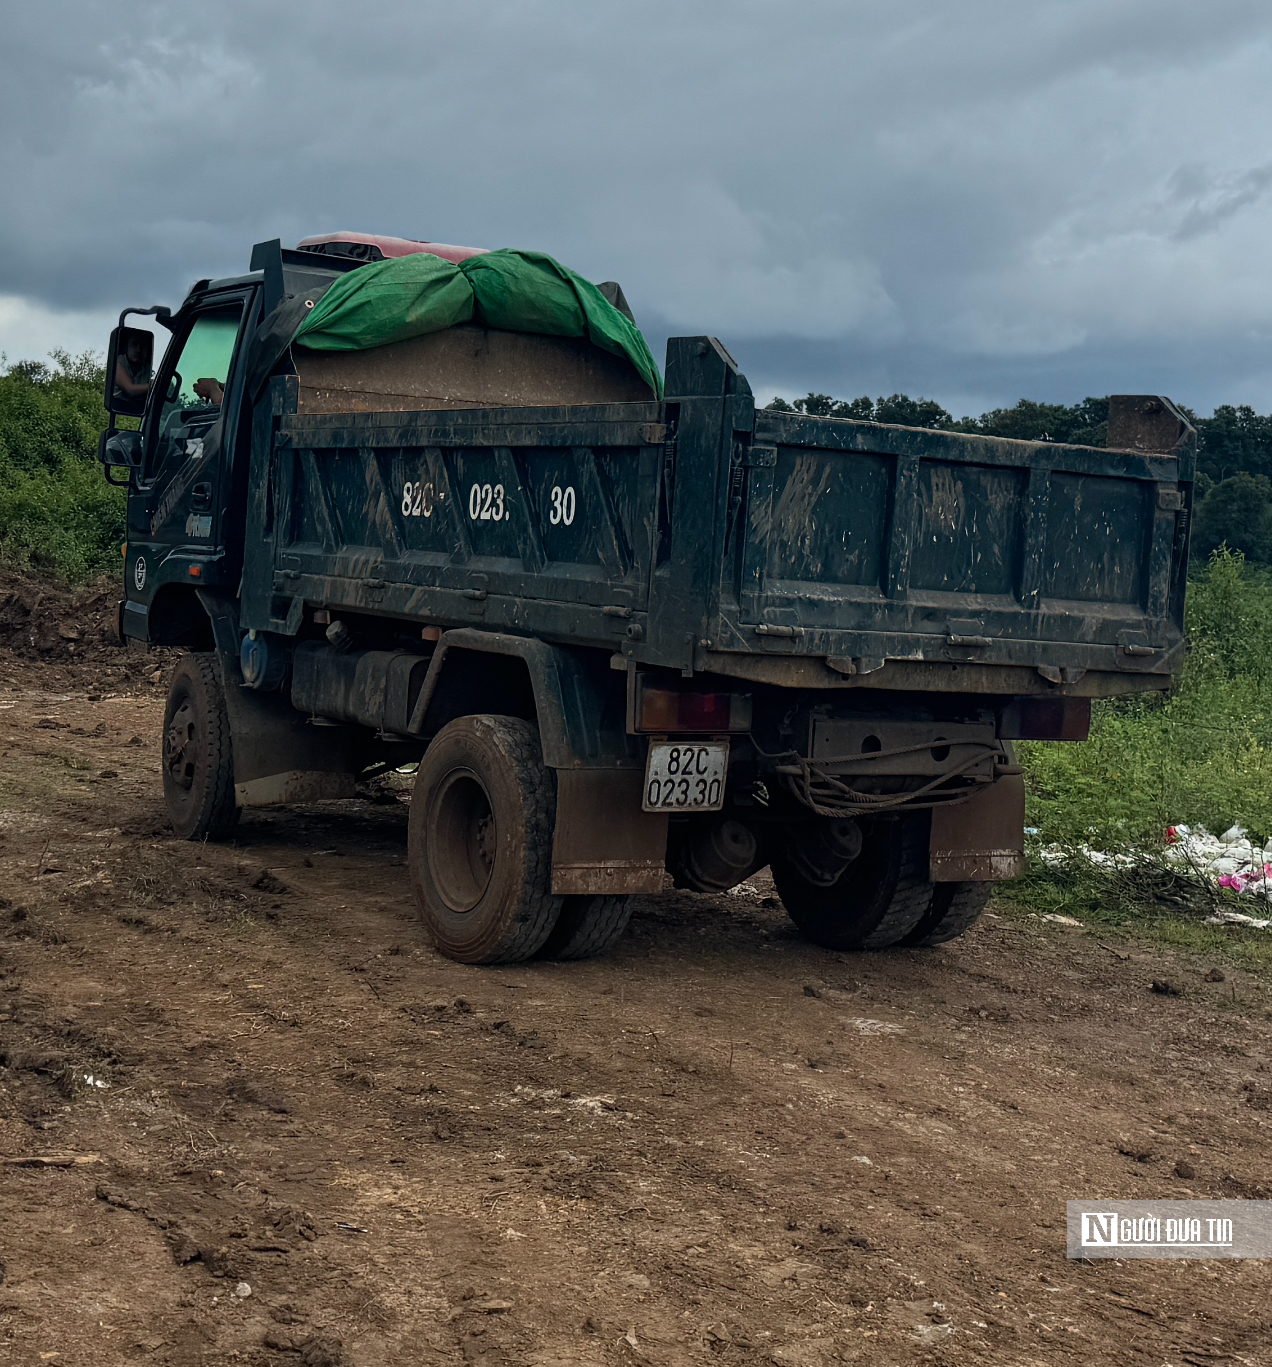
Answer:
[
  {"xmin": 1038, "ymin": 822, "xmax": 1272, "ymax": 924},
  {"xmin": 1163, "ymin": 824, "xmax": 1272, "ymax": 901},
  {"xmin": 1206, "ymin": 910, "xmax": 1272, "ymax": 930}
]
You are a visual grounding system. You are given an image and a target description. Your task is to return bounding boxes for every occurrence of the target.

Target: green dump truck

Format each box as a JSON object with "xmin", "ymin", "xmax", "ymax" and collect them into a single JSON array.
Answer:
[{"xmin": 99, "ymin": 233, "xmax": 1195, "ymax": 963}]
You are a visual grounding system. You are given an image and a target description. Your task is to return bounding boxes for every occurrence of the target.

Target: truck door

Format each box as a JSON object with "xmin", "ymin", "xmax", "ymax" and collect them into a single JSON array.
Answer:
[{"xmin": 125, "ymin": 297, "xmax": 248, "ymax": 639}]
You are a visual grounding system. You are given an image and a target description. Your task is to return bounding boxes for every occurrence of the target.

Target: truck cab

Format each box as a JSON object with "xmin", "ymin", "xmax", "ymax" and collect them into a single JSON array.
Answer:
[{"xmin": 106, "ymin": 266, "xmax": 278, "ymax": 646}]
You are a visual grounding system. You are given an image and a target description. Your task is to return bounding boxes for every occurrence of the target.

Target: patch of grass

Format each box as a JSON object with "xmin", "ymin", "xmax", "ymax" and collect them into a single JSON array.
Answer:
[
  {"xmin": 1006, "ymin": 853, "xmax": 1219, "ymax": 925},
  {"xmin": 1136, "ymin": 916, "xmax": 1272, "ymax": 971}
]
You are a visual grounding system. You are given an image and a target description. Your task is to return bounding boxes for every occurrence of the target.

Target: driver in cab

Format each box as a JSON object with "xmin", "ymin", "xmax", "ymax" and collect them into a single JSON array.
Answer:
[{"xmin": 113, "ymin": 331, "xmax": 153, "ymax": 407}]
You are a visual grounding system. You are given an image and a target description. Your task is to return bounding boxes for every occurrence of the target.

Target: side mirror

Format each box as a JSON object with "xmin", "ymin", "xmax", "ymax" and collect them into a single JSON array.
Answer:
[
  {"xmin": 103, "ymin": 305, "xmax": 171, "ymax": 417},
  {"xmin": 105, "ymin": 325, "xmax": 155, "ymax": 418},
  {"xmin": 101, "ymin": 428, "xmax": 142, "ymax": 466},
  {"xmin": 98, "ymin": 428, "xmax": 143, "ymax": 485}
]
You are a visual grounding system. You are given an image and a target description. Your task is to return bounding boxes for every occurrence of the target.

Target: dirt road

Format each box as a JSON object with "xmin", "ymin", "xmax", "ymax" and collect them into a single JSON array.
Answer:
[{"xmin": 2, "ymin": 655, "xmax": 1270, "ymax": 1366}]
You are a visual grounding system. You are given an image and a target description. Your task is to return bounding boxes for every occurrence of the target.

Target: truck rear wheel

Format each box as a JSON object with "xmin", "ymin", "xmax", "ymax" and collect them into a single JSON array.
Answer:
[
  {"xmin": 898, "ymin": 880, "xmax": 991, "ymax": 947},
  {"xmin": 771, "ymin": 814, "xmax": 933, "ymax": 951},
  {"xmin": 408, "ymin": 715, "xmax": 562, "ymax": 965},
  {"xmin": 539, "ymin": 895, "xmax": 633, "ymax": 960},
  {"xmin": 162, "ymin": 653, "xmax": 240, "ymax": 842}
]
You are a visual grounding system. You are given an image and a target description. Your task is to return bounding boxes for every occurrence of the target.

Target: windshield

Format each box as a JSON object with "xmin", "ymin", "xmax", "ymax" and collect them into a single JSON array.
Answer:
[{"xmin": 171, "ymin": 314, "xmax": 240, "ymax": 409}]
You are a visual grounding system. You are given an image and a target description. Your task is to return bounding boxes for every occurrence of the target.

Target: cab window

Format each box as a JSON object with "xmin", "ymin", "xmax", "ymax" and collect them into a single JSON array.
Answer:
[{"xmin": 145, "ymin": 304, "xmax": 244, "ymax": 484}]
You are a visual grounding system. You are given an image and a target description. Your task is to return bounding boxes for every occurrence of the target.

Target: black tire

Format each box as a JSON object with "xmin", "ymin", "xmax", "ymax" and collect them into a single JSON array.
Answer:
[
  {"xmin": 408, "ymin": 715, "xmax": 562, "ymax": 965},
  {"xmin": 162, "ymin": 653, "xmax": 239, "ymax": 842},
  {"xmin": 771, "ymin": 814, "xmax": 933, "ymax": 951},
  {"xmin": 539, "ymin": 895, "xmax": 633, "ymax": 961},
  {"xmin": 899, "ymin": 880, "xmax": 991, "ymax": 947}
]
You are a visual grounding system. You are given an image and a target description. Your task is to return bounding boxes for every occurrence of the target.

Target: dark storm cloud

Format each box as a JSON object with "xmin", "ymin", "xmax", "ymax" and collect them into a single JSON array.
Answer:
[{"xmin": 3, "ymin": 0, "xmax": 1272, "ymax": 411}]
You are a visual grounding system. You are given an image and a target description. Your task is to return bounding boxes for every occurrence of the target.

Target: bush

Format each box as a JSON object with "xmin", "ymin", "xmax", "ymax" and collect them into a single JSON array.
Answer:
[
  {"xmin": 1190, "ymin": 473, "xmax": 1272, "ymax": 565},
  {"xmin": 0, "ymin": 351, "xmax": 125, "ymax": 582}
]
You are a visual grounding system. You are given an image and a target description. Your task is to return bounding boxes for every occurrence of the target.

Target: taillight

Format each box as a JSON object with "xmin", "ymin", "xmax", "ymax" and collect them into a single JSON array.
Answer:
[
  {"xmin": 637, "ymin": 686, "xmax": 752, "ymax": 734},
  {"xmin": 998, "ymin": 695, "xmax": 1091, "ymax": 741}
]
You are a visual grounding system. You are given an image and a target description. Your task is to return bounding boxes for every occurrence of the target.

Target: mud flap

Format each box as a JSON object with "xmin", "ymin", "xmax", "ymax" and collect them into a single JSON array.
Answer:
[
  {"xmin": 928, "ymin": 768, "xmax": 1026, "ymax": 882},
  {"xmin": 198, "ymin": 590, "xmax": 356, "ymax": 807},
  {"xmin": 551, "ymin": 769, "xmax": 670, "ymax": 895},
  {"xmin": 221, "ymin": 683, "xmax": 357, "ymax": 807}
]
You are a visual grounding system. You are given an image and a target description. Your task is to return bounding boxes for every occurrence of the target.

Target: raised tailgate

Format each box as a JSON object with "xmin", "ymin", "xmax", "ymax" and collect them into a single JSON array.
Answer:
[{"xmin": 722, "ymin": 408, "xmax": 1191, "ymax": 676}]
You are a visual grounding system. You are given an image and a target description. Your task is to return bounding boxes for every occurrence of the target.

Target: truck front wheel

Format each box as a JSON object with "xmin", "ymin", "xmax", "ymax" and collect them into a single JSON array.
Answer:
[
  {"xmin": 162, "ymin": 653, "xmax": 240, "ymax": 842},
  {"xmin": 408, "ymin": 715, "xmax": 563, "ymax": 965},
  {"xmin": 771, "ymin": 814, "xmax": 932, "ymax": 951}
]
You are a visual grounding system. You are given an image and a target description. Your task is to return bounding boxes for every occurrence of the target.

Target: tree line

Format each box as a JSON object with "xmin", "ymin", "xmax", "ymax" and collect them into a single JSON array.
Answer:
[{"xmin": 766, "ymin": 391, "xmax": 1272, "ymax": 568}]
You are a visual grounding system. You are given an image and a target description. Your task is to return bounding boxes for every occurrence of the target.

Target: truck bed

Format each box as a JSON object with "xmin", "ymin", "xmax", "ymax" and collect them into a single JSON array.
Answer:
[
  {"xmin": 716, "ymin": 405, "xmax": 1191, "ymax": 691},
  {"xmin": 240, "ymin": 337, "xmax": 1192, "ymax": 699}
]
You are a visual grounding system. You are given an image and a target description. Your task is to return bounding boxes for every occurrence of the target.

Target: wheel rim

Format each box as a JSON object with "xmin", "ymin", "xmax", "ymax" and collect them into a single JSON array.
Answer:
[
  {"xmin": 165, "ymin": 697, "xmax": 198, "ymax": 792},
  {"xmin": 428, "ymin": 769, "xmax": 496, "ymax": 913}
]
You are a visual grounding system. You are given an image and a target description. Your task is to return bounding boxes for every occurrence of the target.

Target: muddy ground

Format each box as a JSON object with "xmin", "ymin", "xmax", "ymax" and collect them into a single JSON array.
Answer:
[{"xmin": 1, "ymin": 635, "xmax": 1271, "ymax": 1365}]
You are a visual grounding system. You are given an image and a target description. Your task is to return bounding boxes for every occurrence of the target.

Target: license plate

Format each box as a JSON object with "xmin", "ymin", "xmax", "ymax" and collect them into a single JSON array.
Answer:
[{"xmin": 642, "ymin": 741, "xmax": 729, "ymax": 812}]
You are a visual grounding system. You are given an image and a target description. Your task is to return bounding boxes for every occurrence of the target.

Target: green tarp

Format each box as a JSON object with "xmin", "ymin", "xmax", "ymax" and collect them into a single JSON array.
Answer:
[{"xmin": 292, "ymin": 248, "xmax": 662, "ymax": 397}]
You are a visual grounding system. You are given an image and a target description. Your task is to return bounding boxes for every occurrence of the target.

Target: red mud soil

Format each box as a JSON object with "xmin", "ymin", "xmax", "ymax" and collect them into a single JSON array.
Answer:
[{"xmin": 1, "ymin": 575, "xmax": 1271, "ymax": 1365}]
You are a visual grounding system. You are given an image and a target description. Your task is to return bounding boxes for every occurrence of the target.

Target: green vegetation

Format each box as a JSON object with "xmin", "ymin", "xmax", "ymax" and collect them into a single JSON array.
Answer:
[
  {"xmin": 1011, "ymin": 550, "xmax": 1272, "ymax": 952},
  {"xmin": 1021, "ymin": 549, "xmax": 1272, "ymax": 847},
  {"xmin": 0, "ymin": 351, "xmax": 125, "ymax": 582},
  {"xmin": 1190, "ymin": 471, "xmax": 1272, "ymax": 564}
]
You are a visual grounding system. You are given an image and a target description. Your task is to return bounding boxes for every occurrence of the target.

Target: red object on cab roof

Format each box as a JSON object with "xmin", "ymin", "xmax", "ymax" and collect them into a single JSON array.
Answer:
[{"xmin": 296, "ymin": 231, "xmax": 488, "ymax": 264}]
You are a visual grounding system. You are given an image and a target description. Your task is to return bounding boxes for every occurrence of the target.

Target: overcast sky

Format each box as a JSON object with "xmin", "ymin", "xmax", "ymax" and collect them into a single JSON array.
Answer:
[{"xmin": 3, "ymin": 0, "xmax": 1272, "ymax": 415}]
